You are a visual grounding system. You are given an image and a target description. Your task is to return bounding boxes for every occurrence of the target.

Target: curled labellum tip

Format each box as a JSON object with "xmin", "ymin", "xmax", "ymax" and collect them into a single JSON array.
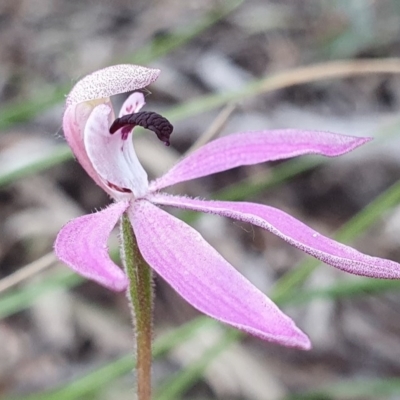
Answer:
[{"xmin": 110, "ymin": 111, "xmax": 173, "ymax": 146}]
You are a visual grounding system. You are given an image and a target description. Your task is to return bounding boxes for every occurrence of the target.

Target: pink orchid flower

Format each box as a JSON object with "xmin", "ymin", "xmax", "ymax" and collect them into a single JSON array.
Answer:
[{"xmin": 55, "ymin": 64, "xmax": 400, "ymax": 350}]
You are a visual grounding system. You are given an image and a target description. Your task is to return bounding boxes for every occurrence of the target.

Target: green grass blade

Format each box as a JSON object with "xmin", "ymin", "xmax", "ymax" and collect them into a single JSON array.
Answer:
[
  {"xmin": 0, "ymin": 270, "xmax": 82, "ymax": 319},
  {"xmin": 286, "ymin": 377, "xmax": 400, "ymax": 400},
  {"xmin": 8, "ymin": 317, "xmax": 214, "ymax": 400},
  {"xmin": 124, "ymin": 0, "xmax": 243, "ymax": 66},
  {"xmin": 0, "ymin": 0, "xmax": 242, "ymax": 131},
  {"xmin": 155, "ymin": 329, "xmax": 240, "ymax": 400},
  {"xmin": 147, "ymin": 179, "xmax": 400, "ymax": 398},
  {"xmin": 0, "ymin": 85, "xmax": 69, "ymax": 131},
  {"xmin": 271, "ymin": 178, "xmax": 400, "ymax": 303},
  {"xmin": 0, "ymin": 145, "xmax": 72, "ymax": 187},
  {"xmin": 215, "ymin": 158, "xmax": 321, "ymax": 201},
  {"xmin": 153, "ymin": 271, "xmax": 400, "ymax": 400},
  {"xmin": 286, "ymin": 278, "xmax": 400, "ymax": 305}
]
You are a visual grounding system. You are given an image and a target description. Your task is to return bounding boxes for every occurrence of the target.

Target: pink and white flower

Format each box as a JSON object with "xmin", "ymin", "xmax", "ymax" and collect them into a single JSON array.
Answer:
[{"xmin": 55, "ymin": 64, "xmax": 400, "ymax": 350}]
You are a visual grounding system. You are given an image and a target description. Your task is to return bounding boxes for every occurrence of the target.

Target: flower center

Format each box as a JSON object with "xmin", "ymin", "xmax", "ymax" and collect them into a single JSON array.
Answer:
[{"xmin": 109, "ymin": 111, "xmax": 173, "ymax": 146}]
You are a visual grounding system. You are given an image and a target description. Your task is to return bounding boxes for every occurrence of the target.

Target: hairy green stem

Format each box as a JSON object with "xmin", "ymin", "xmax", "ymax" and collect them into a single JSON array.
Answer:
[{"xmin": 121, "ymin": 213, "xmax": 153, "ymax": 400}]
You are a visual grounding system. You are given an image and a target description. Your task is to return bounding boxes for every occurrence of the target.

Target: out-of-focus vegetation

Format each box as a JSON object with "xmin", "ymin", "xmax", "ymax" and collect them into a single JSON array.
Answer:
[{"xmin": 1, "ymin": 1, "xmax": 400, "ymax": 399}]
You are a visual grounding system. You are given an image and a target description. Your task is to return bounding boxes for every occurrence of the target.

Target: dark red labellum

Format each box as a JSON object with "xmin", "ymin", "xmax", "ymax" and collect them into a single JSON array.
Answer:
[{"xmin": 109, "ymin": 111, "xmax": 173, "ymax": 146}]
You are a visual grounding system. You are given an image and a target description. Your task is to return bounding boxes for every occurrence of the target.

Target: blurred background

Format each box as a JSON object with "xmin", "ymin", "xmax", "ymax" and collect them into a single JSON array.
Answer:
[{"xmin": 1, "ymin": 0, "xmax": 400, "ymax": 399}]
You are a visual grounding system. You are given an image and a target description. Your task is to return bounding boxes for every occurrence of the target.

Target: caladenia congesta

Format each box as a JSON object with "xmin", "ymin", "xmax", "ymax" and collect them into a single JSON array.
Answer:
[{"xmin": 55, "ymin": 64, "xmax": 400, "ymax": 399}]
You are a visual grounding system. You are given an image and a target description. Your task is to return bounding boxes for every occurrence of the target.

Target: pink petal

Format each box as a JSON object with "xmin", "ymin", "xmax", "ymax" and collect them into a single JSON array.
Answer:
[
  {"xmin": 63, "ymin": 102, "xmax": 111, "ymax": 192},
  {"xmin": 130, "ymin": 200, "xmax": 311, "ymax": 349},
  {"xmin": 54, "ymin": 201, "xmax": 129, "ymax": 291},
  {"xmin": 84, "ymin": 104, "xmax": 149, "ymax": 199},
  {"xmin": 150, "ymin": 194, "xmax": 400, "ymax": 280},
  {"xmin": 150, "ymin": 130, "xmax": 371, "ymax": 191},
  {"xmin": 66, "ymin": 65, "xmax": 160, "ymax": 107},
  {"xmin": 119, "ymin": 92, "xmax": 146, "ymax": 117}
]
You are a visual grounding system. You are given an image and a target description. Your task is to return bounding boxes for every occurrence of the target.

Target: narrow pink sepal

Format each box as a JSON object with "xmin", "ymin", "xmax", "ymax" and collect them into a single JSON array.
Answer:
[
  {"xmin": 66, "ymin": 65, "xmax": 160, "ymax": 106},
  {"xmin": 150, "ymin": 130, "xmax": 371, "ymax": 191},
  {"xmin": 150, "ymin": 194, "xmax": 400, "ymax": 280},
  {"xmin": 130, "ymin": 200, "xmax": 311, "ymax": 349},
  {"xmin": 63, "ymin": 103, "xmax": 110, "ymax": 192},
  {"xmin": 54, "ymin": 201, "xmax": 130, "ymax": 291}
]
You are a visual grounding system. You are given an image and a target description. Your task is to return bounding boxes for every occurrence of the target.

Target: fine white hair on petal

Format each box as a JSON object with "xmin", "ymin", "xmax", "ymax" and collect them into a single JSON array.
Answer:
[
  {"xmin": 149, "ymin": 193, "xmax": 400, "ymax": 280},
  {"xmin": 54, "ymin": 201, "xmax": 130, "ymax": 291},
  {"xmin": 130, "ymin": 200, "xmax": 311, "ymax": 349},
  {"xmin": 149, "ymin": 130, "xmax": 371, "ymax": 192},
  {"xmin": 66, "ymin": 64, "xmax": 160, "ymax": 106}
]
